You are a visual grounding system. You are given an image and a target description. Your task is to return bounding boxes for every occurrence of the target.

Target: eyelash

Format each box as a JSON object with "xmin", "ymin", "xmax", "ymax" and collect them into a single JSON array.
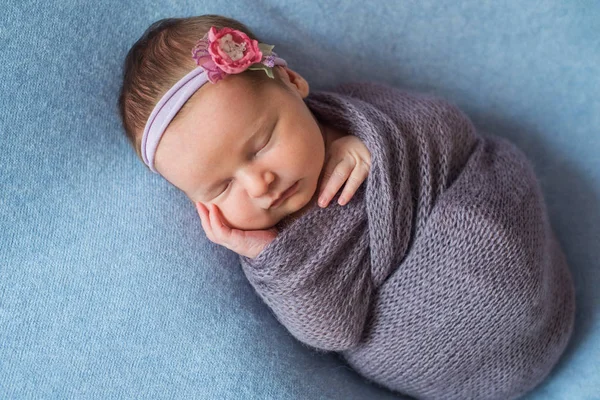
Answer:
[{"xmin": 216, "ymin": 132, "xmax": 273, "ymax": 196}]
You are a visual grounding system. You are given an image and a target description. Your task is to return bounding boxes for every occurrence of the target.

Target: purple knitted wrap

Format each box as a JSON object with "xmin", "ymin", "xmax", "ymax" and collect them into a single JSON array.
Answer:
[{"xmin": 239, "ymin": 82, "xmax": 575, "ymax": 400}]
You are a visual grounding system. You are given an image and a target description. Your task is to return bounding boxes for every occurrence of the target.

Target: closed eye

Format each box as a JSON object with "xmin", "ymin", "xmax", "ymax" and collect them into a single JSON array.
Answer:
[
  {"xmin": 254, "ymin": 131, "xmax": 273, "ymax": 157},
  {"xmin": 217, "ymin": 180, "xmax": 232, "ymax": 196},
  {"xmin": 216, "ymin": 123, "xmax": 276, "ymax": 198}
]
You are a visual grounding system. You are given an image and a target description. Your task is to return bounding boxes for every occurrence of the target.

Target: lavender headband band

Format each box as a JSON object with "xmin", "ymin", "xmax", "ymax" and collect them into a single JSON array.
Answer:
[{"xmin": 141, "ymin": 26, "xmax": 287, "ymax": 172}]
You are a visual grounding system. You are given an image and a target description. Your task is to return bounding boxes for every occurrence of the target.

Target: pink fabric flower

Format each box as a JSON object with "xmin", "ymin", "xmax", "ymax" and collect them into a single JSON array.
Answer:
[
  {"xmin": 191, "ymin": 36, "xmax": 226, "ymax": 83},
  {"xmin": 207, "ymin": 27, "xmax": 263, "ymax": 74},
  {"xmin": 191, "ymin": 26, "xmax": 277, "ymax": 83}
]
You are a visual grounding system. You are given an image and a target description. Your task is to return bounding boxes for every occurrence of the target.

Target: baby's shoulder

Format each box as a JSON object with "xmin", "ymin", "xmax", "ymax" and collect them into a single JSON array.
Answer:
[
  {"xmin": 332, "ymin": 82, "xmax": 453, "ymax": 109},
  {"xmin": 330, "ymin": 82, "xmax": 466, "ymax": 123},
  {"xmin": 330, "ymin": 81, "xmax": 403, "ymax": 101},
  {"xmin": 331, "ymin": 81, "xmax": 426, "ymax": 102}
]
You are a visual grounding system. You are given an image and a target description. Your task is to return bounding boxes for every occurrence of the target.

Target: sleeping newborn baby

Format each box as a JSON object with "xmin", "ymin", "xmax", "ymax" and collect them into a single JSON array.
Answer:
[{"xmin": 118, "ymin": 15, "xmax": 575, "ymax": 400}]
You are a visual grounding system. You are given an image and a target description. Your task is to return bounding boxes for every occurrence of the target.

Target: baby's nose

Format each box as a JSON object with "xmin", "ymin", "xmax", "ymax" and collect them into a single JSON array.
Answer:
[{"xmin": 243, "ymin": 169, "xmax": 275, "ymax": 198}]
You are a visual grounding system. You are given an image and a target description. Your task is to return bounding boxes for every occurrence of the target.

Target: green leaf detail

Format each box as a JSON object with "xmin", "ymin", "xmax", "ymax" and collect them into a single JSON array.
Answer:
[
  {"xmin": 258, "ymin": 43, "xmax": 274, "ymax": 56},
  {"xmin": 248, "ymin": 64, "xmax": 275, "ymax": 79}
]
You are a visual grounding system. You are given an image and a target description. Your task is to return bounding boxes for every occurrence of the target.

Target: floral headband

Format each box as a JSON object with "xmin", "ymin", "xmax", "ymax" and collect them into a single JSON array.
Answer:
[{"xmin": 141, "ymin": 26, "xmax": 287, "ymax": 172}]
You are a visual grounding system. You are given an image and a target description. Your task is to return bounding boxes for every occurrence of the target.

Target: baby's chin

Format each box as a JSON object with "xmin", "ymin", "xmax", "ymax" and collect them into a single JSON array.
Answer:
[{"xmin": 224, "ymin": 210, "xmax": 287, "ymax": 231}]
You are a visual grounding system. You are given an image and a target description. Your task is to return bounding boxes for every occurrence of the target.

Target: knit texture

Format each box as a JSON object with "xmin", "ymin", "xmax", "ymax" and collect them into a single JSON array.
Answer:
[{"xmin": 239, "ymin": 82, "xmax": 575, "ymax": 400}]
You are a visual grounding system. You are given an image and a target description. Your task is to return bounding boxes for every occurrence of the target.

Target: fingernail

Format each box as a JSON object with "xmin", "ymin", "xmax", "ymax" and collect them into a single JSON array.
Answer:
[
  {"xmin": 318, "ymin": 197, "xmax": 327, "ymax": 207},
  {"xmin": 338, "ymin": 197, "xmax": 346, "ymax": 205}
]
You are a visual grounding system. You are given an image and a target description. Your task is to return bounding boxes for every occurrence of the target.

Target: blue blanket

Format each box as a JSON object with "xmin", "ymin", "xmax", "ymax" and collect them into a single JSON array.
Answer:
[{"xmin": 1, "ymin": 1, "xmax": 598, "ymax": 399}]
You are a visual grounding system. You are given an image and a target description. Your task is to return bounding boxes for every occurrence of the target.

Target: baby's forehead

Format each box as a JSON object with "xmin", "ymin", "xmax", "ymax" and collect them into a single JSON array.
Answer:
[
  {"xmin": 162, "ymin": 70, "xmax": 296, "ymax": 166},
  {"xmin": 194, "ymin": 72, "xmax": 269, "ymax": 104},
  {"xmin": 184, "ymin": 66, "xmax": 292, "ymax": 121},
  {"xmin": 162, "ymin": 104, "xmax": 272, "ymax": 174}
]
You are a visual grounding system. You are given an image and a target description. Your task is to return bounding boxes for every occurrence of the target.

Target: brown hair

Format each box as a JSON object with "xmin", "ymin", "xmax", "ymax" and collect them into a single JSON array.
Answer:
[{"xmin": 117, "ymin": 15, "xmax": 260, "ymax": 159}]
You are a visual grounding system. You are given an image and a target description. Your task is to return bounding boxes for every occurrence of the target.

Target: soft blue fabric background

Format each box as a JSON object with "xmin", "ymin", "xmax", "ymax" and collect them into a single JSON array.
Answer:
[{"xmin": 1, "ymin": 0, "xmax": 598, "ymax": 399}]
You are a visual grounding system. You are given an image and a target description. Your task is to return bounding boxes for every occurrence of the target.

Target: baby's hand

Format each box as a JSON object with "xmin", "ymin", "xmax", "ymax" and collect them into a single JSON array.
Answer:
[
  {"xmin": 318, "ymin": 135, "xmax": 371, "ymax": 207},
  {"xmin": 196, "ymin": 203, "xmax": 278, "ymax": 259}
]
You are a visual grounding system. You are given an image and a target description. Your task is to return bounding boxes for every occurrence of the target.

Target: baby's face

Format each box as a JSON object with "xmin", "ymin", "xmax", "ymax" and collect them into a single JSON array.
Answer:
[{"xmin": 154, "ymin": 67, "xmax": 325, "ymax": 230}]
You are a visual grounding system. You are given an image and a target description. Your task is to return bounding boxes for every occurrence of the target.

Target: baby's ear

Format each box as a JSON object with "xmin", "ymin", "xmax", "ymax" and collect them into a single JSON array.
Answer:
[{"xmin": 276, "ymin": 66, "xmax": 310, "ymax": 98}]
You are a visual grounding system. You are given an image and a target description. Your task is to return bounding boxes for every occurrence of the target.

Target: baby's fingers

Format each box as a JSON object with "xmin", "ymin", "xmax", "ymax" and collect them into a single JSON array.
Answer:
[
  {"xmin": 208, "ymin": 204, "xmax": 235, "ymax": 244},
  {"xmin": 338, "ymin": 158, "xmax": 370, "ymax": 205},
  {"xmin": 318, "ymin": 157, "xmax": 354, "ymax": 207},
  {"xmin": 196, "ymin": 202, "xmax": 216, "ymax": 241},
  {"xmin": 196, "ymin": 202, "xmax": 276, "ymax": 258},
  {"xmin": 196, "ymin": 203, "xmax": 234, "ymax": 247}
]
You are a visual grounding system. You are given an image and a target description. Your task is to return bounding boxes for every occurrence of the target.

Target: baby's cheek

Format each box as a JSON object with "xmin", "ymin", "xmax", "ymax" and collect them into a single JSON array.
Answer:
[{"xmin": 222, "ymin": 201, "xmax": 273, "ymax": 231}]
